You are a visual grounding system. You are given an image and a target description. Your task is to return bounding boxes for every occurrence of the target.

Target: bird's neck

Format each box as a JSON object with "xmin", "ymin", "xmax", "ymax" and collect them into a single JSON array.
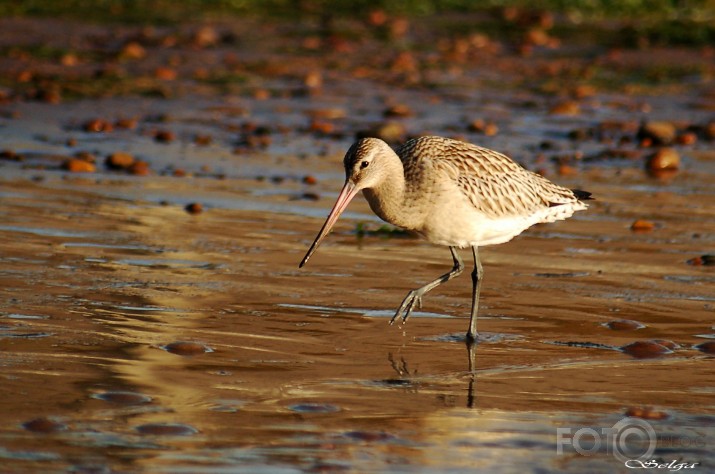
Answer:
[{"xmin": 361, "ymin": 156, "xmax": 411, "ymax": 228}]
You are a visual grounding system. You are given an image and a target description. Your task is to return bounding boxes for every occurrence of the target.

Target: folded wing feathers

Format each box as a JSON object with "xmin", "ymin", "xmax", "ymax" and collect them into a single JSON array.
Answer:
[{"xmin": 440, "ymin": 144, "xmax": 587, "ymax": 220}]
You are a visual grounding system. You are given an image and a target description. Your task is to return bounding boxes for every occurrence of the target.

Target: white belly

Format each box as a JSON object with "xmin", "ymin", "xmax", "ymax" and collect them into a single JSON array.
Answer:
[
  {"xmin": 419, "ymin": 210, "xmax": 532, "ymax": 247},
  {"xmin": 414, "ymin": 191, "xmax": 575, "ymax": 248}
]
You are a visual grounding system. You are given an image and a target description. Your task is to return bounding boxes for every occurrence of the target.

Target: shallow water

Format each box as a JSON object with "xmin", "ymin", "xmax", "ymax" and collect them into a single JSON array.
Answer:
[{"xmin": 1, "ymin": 83, "xmax": 715, "ymax": 474}]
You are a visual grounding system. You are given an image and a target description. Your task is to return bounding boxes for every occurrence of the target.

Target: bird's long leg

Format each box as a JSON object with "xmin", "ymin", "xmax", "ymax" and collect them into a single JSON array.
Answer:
[
  {"xmin": 391, "ymin": 246, "xmax": 464, "ymax": 325},
  {"xmin": 466, "ymin": 341, "xmax": 477, "ymax": 407},
  {"xmin": 466, "ymin": 246, "xmax": 483, "ymax": 343}
]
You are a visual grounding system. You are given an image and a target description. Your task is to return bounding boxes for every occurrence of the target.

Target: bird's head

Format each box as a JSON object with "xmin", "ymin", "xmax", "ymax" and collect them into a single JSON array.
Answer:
[
  {"xmin": 299, "ymin": 137, "xmax": 394, "ymax": 268},
  {"xmin": 343, "ymin": 137, "xmax": 393, "ymax": 190}
]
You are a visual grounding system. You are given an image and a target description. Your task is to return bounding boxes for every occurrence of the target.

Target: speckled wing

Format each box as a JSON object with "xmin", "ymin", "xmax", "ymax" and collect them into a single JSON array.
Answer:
[{"xmin": 405, "ymin": 137, "xmax": 582, "ymax": 220}]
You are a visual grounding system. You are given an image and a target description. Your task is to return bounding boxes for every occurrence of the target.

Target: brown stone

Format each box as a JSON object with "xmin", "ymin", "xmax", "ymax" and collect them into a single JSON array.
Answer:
[
  {"xmin": 624, "ymin": 407, "xmax": 669, "ymax": 420},
  {"xmin": 549, "ymin": 101, "xmax": 580, "ymax": 116},
  {"xmin": 384, "ymin": 104, "xmax": 413, "ymax": 118},
  {"xmin": 154, "ymin": 67, "xmax": 177, "ymax": 81},
  {"xmin": 120, "ymin": 41, "xmax": 146, "ymax": 60},
  {"xmin": 621, "ymin": 340, "xmax": 672, "ymax": 359},
  {"xmin": 105, "ymin": 152, "xmax": 135, "ymax": 170},
  {"xmin": 128, "ymin": 160, "xmax": 150, "ymax": 176},
  {"xmin": 605, "ymin": 319, "xmax": 646, "ymax": 330},
  {"xmin": 646, "ymin": 148, "xmax": 680, "ymax": 174},
  {"xmin": 185, "ymin": 203, "xmax": 203, "ymax": 215},
  {"xmin": 154, "ymin": 130, "xmax": 175, "ymax": 143},
  {"xmin": 63, "ymin": 158, "xmax": 95, "ymax": 173},
  {"xmin": 83, "ymin": 118, "xmax": 113, "ymax": 133},
  {"xmin": 630, "ymin": 219, "xmax": 655, "ymax": 232},
  {"xmin": 638, "ymin": 121, "xmax": 676, "ymax": 145}
]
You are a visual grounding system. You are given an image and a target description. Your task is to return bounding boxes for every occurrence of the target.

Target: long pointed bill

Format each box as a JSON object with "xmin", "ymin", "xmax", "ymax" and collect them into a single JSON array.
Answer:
[{"xmin": 299, "ymin": 181, "xmax": 359, "ymax": 268}]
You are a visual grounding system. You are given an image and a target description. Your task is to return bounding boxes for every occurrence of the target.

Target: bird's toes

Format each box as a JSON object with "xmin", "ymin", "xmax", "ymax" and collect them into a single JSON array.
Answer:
[
  {"xmin": 401, "ymin": 296, "xmax": 420, "ymax": 323},
  {"xmin": 390, "ymin": 303, "xmax": 409, "ymax": 325}
]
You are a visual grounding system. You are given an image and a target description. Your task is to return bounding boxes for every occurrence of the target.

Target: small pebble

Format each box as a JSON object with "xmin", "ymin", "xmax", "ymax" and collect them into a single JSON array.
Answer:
[
  {"xmin": 128, "ymin": 160, "xmax": 150, "ymax": 176},
  {"xmin": 154, "ymin": 130, "xmax": 175, "ymax": 143},
  {"xmin": 63, "ymin": 158, "xmax": 95, "ymax": 173},
  {"xmin": 357, "ymin": 121, "xmax": 406, "ymax": 144},
  {"xmin": 704, "ymin": 122, "xmax": 715, "ymax": 140},
  {"xmin": 630, "ymin": 219, "xmax": 655, "ymax": 232},
  {"xmin": 304, "ymin": 71, "xmax": 323, "ymax": 90},
  {"xmin": 60, "ymin": 53, "xmax": 78, "ymax": 66},
  {"xmin": 687, "ymin": 254, "xmax": 715, "ymax": 266},
  {"xmin": 383, "ymin": 104, "xmax": 413, "ymax": 118},
  {"xmin": 638, "ymin": 121, "xmax": 676, "ymax": 145},
  {"xmin": 557, "ymin": 164, "xmax": 578, "ymax": 176},
  {"xmin": 572, "ymin": 84, "xmax": 596, "ymax": 99},
  {"xmin": 468, "ymin": 119, "xmax": 498, "ymax": 136},
  {"xmin": 302, "ymin": 175, "xmax": 318, "ymax": 185},
  {"xmin": 105, "ymin": 152, "xmax": 135, "ymax": 170},
  {"xmin": 163, "ymin": 340, "xmax": 211, "ymax": 355},
  {"xmin": 253, "ymin": 88, "xmax": 271, "ymax": 100},
  {"xmin": 22, "ymin": 417, "xmax": 68, "ymax": 433},
  {"xmin": 301, "ymin": 192, "xmax": 320, "ymax": 201},
  {"xmin": 368, "ymin": 9, "xmax": 388, "ymax": 26},
  {"xmin": 154, "ymin": 67, "xmax": 177, "ymax": 81},
  {"xmin": 0, "ymin": 149, "xmax": 21, "ymax": 161},
  {"xmin": 194, "ymin": 134, "xmax": 212, "ymax": 146},
  {"xmin": 567, "ymin": 128, "xmax": 591, "ymax": 141},
  {"xmin": 309, "ymin": 119, "xmax": 335, "ymax": 135},
  {"xmin": 38, "ymin": 87, "xmax": 61, "ymax": 103},
  {"xmin": 646, "ymin": 148, "xmax": 680, "ymax": 177},
  {"xmin": 549, "ymin": 101, "xmax": 580, "ymax": 116},
  {"xmin": 120, "ymin": 41, "xmax": 146, "ymax": 60},
  {"xmin": 621, "ymin": 340, "xmax": 672, "ymax": 359},
  {"xmin": 83, "ymin": 119, "xmax": 113, "ymax": 133},
  {"xmin": 115, "ymin": 118, "xmax": 138, "ymax": 129},
  {"xmin": 524, "ymin": 27, "xmax": 551, "ymax": 47},
  {"xmin": 695, "ymin": 341, "xmax": 715, "ymax": 354},
  {"xmin": 676, "ymin": 132, "xmax": 697, "ymax": 145},
  {"xmin": 308, "ymin": 108, "xmax": 346, "ymax": 120},
  {"xmin": 185, "ymin": 203, "xmax": 203, "ymax": 215},
  {"xmin": 624, "ymin": 406, "xmax": 669, "ymax": 420},
  {"xmin": 193, "ymin": 25, "xmax": 219, "ymax": 48},
  {"xmin": 605, "ymin": 319, "xmax": 646, "ymax": 331}
]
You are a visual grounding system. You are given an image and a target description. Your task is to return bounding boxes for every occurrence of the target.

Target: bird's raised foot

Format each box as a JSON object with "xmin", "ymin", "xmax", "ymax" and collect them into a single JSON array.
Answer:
[{"xmin": 389, "ymin": 290, "xmax": 423, "ymax": 326}]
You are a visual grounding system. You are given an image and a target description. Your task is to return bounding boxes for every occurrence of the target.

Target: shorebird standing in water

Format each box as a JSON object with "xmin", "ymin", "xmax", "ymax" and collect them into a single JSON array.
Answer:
[{"xmin": 299, "ymin": 136, "xmax": 592, "ymax": 342}]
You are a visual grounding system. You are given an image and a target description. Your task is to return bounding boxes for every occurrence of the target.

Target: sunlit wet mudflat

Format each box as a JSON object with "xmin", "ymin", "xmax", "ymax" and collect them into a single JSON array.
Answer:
[{"xmin": 2, "ymin": 11, "xmax": 715, "ymax": 473}]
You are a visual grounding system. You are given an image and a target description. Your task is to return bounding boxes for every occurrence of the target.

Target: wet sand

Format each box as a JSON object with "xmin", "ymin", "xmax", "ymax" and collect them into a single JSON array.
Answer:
[{"xmin": 1, "ymin": 14, "xmax": 715, "ymax": 474}]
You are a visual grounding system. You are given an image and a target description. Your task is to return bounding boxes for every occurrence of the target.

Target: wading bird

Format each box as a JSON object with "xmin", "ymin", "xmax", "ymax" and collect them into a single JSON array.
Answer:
[{"xmin": 299, "ymin": 136, "xmax": 592, "ymax": 342}]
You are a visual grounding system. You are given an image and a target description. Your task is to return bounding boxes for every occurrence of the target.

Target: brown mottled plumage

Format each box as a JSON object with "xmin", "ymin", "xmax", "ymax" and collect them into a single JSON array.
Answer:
[{"xmin": 300, "ymin": 136, "xmax": 592, "ymax": 342}]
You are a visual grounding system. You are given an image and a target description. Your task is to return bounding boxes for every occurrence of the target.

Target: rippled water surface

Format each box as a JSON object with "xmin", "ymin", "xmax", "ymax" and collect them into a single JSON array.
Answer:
[{"xmin": 1, "ymin": 81, "xmax": 715, "ymax": 473}]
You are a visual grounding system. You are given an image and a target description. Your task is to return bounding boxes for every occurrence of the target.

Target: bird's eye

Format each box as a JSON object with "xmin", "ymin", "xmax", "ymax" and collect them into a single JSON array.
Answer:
[{"xmin": 360, "ymin": 160, "xmax": 370, "ymax": 169}]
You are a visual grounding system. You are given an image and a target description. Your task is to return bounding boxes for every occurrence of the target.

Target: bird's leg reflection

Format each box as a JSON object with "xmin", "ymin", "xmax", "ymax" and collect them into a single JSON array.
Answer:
[
  {"xmin": 385, "ymin": 341, "xmax": 478, "ymax": 408},
  {"xmin": 388, "ymin": 353, "xmax": 413, "ymax": 378}
]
